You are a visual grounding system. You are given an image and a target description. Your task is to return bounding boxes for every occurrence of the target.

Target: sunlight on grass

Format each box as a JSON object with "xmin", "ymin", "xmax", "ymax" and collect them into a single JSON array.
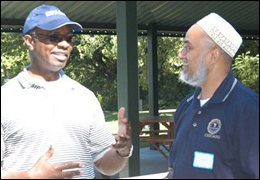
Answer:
[
  {"xmin": 106, "ymin": 120, "xmax": 118, "ymax": 134},
  {"xmin": 104, "ymin": 111, "xmax": 118, "ymax": 122}
]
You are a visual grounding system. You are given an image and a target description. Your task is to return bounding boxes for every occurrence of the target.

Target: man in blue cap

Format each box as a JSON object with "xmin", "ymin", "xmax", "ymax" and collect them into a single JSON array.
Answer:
[{"xmin": 1, "ymin": 5, "xmax": 133, "ymax": 179}]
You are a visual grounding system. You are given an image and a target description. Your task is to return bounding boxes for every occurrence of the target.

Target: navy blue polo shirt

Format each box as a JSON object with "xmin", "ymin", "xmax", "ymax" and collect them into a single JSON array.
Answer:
[{"xmin": 168, "ymin": 71, "xmax": 259, "ymax": 179}]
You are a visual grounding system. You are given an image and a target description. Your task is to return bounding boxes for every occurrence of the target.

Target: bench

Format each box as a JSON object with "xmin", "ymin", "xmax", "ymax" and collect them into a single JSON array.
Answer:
[
  {"xmin": 140, "ymin": 136, "xmax": 173, "ymax": 159},
  {"xmin": 139, "ymin": 117, "xmax": 174, "ymax": 159}
]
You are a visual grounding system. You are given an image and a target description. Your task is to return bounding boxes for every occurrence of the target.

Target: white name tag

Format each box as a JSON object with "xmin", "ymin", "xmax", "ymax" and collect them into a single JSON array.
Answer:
[{"xmin": 193, "ymin": 151, "xmax": 214, "ymax": 170}]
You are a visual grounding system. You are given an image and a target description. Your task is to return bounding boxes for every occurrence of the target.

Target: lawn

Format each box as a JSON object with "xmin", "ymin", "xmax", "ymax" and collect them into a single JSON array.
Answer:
[{"xmin": 104, "ymin": 111, "xmax": 119, "ymax": 134}]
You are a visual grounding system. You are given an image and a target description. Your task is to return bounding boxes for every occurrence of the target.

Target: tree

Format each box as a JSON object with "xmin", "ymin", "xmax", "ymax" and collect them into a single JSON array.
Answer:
[
  {"xmin": 1, "ymin": 32, "xmax": 259, "ymax": 111},
  {"xmin": 1, "ymin": 33, "xmax": 29, "ymax": 85},
  {"xmin": 233, "ymin": 52, "xmax": 259, "ymax": 93},
  {"xmin": 157, "ymin": 37, "xmax": 195, "ymax": 109},
  {"xmin": 65, "ymin": 35, "xmax": 118, "ymax": 110}
]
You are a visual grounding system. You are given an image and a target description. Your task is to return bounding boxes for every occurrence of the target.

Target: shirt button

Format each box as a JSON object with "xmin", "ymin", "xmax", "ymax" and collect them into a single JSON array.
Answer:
[
  {"xmin": 193, "ymin": 122, "xmax": 197, "ymax": 127},
  {"xmin": 197, "ymin": 110, "xmax": 202, "ymax": 115}
]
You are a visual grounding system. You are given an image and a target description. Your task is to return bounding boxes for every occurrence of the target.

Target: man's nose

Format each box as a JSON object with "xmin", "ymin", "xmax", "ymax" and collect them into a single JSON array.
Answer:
[
  {"xmin": 178, "ymin": 48, "xmax": 186, "ymax": 59},
  {"xmin": 57, "ymin": 40, "xmax": 70, "ymax": 49}
]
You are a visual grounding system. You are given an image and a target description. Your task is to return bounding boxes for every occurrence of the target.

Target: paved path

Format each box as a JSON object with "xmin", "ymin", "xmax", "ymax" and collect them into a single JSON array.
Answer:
[{"xmin": 95, "ymin": 147, "xmax": 168, "ymax": 179}]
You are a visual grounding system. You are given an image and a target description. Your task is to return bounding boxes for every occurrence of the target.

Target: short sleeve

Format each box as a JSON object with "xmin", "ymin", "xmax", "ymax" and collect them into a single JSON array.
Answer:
[
  {"xmin": 87, "ymin": 95, "xmax": 116, "ymax": 162},
  {"xmin": 1, "ymin": 126, "xmax": 5, "ymax": 165}
]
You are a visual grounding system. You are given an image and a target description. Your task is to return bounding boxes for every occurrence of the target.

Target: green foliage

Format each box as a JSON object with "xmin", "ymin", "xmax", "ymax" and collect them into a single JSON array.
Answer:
[
  {"xmin": 157, "ymin": 37, "xmax": 194, "ymax": 109},
  {"xmin": 138, "ymin": 36, "xmax": 194, "ymax": 110},
  {"xmin": 1, "ymin": 33, "xmax": 30, "ymax": 85},
  {"xmin": 232, "ymin": 52, "xmax": 259, "ymax": 93},
  {"xmin": 237, "ymin": 40, "xmax": 259, "ymax": 57},
  {"xmin": 1, "ymin": 32, "xmax": 259, "ymax": 111},
  {"xmin": 65, "ymin": 35, "xmax": 118, "ymax": 110}
]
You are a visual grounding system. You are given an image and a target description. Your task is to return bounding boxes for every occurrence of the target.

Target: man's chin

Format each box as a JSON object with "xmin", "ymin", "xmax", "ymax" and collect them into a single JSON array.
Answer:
[
  {"xmin": 180, "ymin": 72, "xmax": 201, "ymax": 87},
  {"xmin": 50, "ymin": 64, "xmax": 66, "ymax": 72},
  {"xmin": 180, "ymin": 71, "xmax": 190, "ymax": 83}
]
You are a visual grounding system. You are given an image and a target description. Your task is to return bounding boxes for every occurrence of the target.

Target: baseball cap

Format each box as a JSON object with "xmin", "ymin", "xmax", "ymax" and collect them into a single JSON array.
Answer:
[
  {"xmin": 22, "ymin": 4, "xmax": 82, "ymax": 36},
  {"xmin": 197, "ymin": 13, "xmax": 242, "ymax": 58}
]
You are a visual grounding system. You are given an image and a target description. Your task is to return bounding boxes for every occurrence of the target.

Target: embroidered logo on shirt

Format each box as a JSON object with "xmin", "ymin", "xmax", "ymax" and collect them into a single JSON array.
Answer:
[{"xmin": 204, "ymin": 119, "xmax": 221, "ymax": 139}]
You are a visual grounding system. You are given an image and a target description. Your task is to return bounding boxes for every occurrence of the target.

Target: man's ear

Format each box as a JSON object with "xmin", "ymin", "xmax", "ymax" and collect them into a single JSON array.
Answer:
[
  {"xmin": 209, "ymin": 48, "xmax": 219, "ymax": 66},
  {"xmin": 24, "ymin": 34, "xmax": 35, "ymax": 51}
]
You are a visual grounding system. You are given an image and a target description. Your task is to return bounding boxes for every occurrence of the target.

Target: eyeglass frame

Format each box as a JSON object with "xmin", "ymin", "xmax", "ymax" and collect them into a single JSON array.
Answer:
[{"xmin": 29, "ymin": 32, "xmax": 76, "ymax": 44}]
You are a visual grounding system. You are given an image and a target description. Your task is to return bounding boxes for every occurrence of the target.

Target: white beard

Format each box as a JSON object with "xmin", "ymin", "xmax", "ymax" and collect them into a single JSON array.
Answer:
[{"xmin": 180, "ymin": 56, "xmax": 207, "ymax": 87}]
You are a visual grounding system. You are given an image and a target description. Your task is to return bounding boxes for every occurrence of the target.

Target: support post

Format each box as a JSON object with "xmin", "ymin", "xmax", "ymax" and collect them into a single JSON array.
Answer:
[{"xmin": 117, "ymin": 1, "xmax": 140, "ymax": 178}]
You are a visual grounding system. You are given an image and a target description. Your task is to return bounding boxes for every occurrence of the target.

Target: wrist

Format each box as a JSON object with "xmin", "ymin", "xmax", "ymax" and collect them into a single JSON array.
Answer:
[
  {"xmin": 26, "ymin": 170, "xmax": 34, "ymax": 179},
  {"xmin": 116, "ymin": 145, "xmax": 133, "ymax": 158},
  {"xmin": 1, "ymin": 171, "xmax": 31, "ymax": 179}
]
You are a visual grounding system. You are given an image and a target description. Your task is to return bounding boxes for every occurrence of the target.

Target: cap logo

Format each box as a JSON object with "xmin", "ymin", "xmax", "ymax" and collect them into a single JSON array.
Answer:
[
  {"xmin": 45, "ymin": 10, "xmax": 65, "ymax": 17},
  {"xmin": 22, "ymin": 5, "xmax": 82, "ymax": 36}
]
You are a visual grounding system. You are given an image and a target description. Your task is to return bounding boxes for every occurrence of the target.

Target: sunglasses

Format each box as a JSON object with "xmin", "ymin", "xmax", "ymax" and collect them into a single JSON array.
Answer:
[{"xmin": 31, "ymin": 33, "xmax": 75, "ymax": 44}]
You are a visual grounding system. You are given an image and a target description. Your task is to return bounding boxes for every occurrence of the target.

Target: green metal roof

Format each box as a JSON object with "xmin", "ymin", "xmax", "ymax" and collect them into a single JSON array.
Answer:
[{"xmin": 1, "ymin": 1, "xmax": 259, "ymax": 38}]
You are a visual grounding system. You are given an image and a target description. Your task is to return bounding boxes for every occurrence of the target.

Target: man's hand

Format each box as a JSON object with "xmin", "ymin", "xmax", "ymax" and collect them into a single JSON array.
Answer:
[
  {"xmin": 111, "ymin": 107, "xmax": 132, "ymax": 156},
  {"xmin": 93, "ymin": 107, "xmax": 132, "ymax": 175},
  {"xmin": 27, "ymin": 145, "xmax": 84, "ymax": 179}
]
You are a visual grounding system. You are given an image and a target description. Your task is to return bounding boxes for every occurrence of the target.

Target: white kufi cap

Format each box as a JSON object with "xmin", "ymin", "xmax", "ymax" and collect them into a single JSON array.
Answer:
[{"xmin": 197, "ymin": 13, "xmax": 242, "ymax": 58}]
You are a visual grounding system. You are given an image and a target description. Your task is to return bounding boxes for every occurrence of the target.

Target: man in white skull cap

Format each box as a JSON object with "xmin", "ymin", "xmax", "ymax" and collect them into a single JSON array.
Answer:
[{"xmin": 167, "ymin": 13, "xmax": 259, "ymax": 179}]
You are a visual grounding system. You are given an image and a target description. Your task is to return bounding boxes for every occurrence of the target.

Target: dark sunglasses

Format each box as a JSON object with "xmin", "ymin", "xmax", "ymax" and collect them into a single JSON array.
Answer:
[{"xmin": 31, "ymin": 33, "xmax": 75, "ymax": 43}]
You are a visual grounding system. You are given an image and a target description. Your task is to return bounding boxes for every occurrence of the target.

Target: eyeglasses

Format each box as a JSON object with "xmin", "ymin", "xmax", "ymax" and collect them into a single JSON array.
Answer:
[{"xmin": 30, "ymin": 33, "xmax": 75, "ymax": 44}]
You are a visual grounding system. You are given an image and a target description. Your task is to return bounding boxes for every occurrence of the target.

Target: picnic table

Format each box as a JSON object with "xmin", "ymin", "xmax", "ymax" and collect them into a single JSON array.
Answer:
[
  {"xmin": 139, "ymin": 116, "xmax": 174, "ymax": 159},
  {"xmin": 139, "ymin": 109, "xmax": 176, "ymax": 117}
]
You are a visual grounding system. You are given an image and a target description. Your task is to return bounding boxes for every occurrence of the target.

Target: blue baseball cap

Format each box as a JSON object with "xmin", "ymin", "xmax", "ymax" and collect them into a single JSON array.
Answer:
[{"xmin": 22, "ymin": 4, "xmax": 82, "ymax": 36}]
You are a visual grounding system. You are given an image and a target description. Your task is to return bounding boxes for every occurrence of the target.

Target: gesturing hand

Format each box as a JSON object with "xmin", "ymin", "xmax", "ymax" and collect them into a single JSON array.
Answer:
[
  {"xmin": 27, "ymin": 145, "xmax": 84, "ymax": 179},
  {"xmin": 112, "ymin": 107, "xmax": 132, "ymax": 156}
]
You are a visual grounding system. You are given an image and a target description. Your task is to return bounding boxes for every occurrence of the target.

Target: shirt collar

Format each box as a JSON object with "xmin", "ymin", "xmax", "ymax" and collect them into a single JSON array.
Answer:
[
  {"xmin": 189, "ymin": 71, "xmax": 237, "ymax": 104},
  {"xmin": 17, "ymin": 67, "xmax": 64, "ymax": 90},
  {"xmin": 211, "ymin": 71, "xmax": 237, "ymax": 103}
]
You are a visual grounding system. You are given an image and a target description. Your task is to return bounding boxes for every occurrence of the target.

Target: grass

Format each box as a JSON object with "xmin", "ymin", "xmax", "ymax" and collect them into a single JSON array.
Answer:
[
  {"xmin": 104, "ymin": 111, "xmax": 119, "ymax": 134},
  {"xmin": 104, "ymin": 111, "xmax": 118, "ymax": 122}
]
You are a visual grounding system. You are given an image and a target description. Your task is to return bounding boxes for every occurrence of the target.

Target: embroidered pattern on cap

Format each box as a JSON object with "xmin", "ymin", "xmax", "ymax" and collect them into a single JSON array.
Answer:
[{"xmin": 204, "ymin": 24, "xmax": 238, "ymax": 58}]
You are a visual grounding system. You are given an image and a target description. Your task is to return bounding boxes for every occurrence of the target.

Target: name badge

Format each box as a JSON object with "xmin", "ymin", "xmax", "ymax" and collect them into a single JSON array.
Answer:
[{"xmin": 193, "ymin": 151, "xmax": 214, "ymax": 170}]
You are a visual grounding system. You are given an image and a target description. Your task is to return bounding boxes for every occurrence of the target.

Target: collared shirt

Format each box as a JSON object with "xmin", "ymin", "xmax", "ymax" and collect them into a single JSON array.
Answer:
[
  {"xmin": 1, "ymin": 68, "xmax": 115, "ymax": 179},
  {"xmin": 168, "ymin": 71, "xmax": 259, "ymax": 179}
]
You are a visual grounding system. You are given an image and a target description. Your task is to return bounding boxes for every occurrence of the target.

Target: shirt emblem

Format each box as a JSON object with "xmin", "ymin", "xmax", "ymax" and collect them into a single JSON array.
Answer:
[{"xmin": 204, "ymin": 119, "xmax": 221, "ymax": 139}]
